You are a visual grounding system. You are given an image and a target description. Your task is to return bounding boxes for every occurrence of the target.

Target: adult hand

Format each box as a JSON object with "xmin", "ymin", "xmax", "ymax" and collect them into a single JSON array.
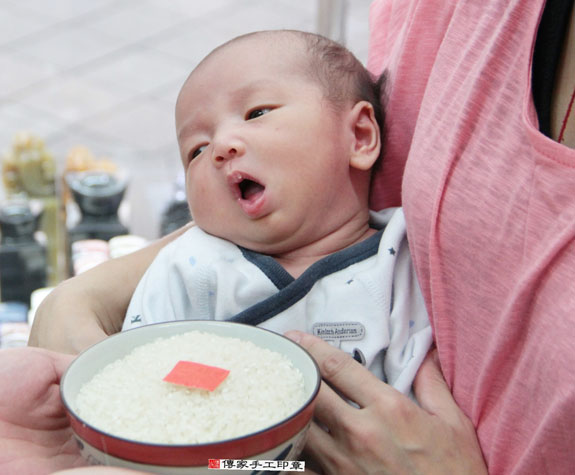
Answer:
[
  {"xmin": 285, "ymin": 331, "xmax": 487, "ymax": 475},
  {"xmin": 0, "ymin": 347, "xmax": 85, "ymax": 474}
]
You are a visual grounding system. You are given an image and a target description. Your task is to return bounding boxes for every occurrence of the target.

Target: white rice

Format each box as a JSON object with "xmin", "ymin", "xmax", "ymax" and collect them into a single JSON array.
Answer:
[{"xmin": 75, "ymin": 330, "xmax": 306, "ymax": 444}]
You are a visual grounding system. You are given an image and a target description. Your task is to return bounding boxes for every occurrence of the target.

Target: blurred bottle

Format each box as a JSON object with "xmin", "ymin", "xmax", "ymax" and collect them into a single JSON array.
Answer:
[
  {"xmin": 0, "ymin": 300, "xmax": 30, "ymax": 349},
  {"xmin": 66, "ymin": 170, "xmax": 129, "ymax": 272},
  {"xmin": 1, "ymin": 133, "xmax": 62, "ymax": 285},
  {"xmin": 160, "ymin": 172, "xmax": 191, "ymax": 236},
  {"xmin": 0, "ymin": 200, "xmax": 47, "ymax": 306},
  {"xmin": 62, "ymin": 146, "xmax": 119, "ymax": 277}
]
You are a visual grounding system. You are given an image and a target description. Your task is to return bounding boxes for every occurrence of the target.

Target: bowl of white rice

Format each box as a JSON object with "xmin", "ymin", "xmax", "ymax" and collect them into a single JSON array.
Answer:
[{"xmin": 61, "ymin": 320, "xmax": 320, "ymax": 473}]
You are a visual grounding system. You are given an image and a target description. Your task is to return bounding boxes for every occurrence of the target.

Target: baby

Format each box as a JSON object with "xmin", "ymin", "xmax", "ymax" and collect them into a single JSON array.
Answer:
[{"xmin": 124, "ymin": 30, "xmax": 431, "ymax": 394}]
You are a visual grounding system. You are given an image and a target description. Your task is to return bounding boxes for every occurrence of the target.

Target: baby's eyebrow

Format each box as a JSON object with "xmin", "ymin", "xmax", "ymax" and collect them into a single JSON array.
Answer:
[
  {"xmin": 176, "ymin": 79, "xmax": 283, "ymax": 140},
  {"xmin": 231, "ymin": 79, "xmax": 277, "ymax": 99},
  {"xmin": 177, "ymin": 112, "xmax": 205, "ymax": 141}
]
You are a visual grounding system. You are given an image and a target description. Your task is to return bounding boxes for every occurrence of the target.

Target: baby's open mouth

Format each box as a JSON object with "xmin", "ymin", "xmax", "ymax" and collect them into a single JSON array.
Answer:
[
  {"xmin": 239, "ymin": 178, "xmax": 265, "ymax": 201},
  {"xmin": 228, "ymin": 172, "xmax": 267, "ymax": 216}
]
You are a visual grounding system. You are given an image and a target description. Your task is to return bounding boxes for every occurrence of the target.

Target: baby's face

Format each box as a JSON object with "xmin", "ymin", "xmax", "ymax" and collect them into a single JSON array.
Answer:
[{"xmin": 176, "ymin": 36, "xmax": 358, "ymax": 254}]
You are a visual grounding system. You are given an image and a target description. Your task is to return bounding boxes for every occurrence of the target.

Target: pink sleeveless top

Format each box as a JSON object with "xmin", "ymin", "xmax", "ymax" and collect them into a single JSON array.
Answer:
[{"xmin": 368, "ymin": 0, "xmax": 575, "ymax": 473}]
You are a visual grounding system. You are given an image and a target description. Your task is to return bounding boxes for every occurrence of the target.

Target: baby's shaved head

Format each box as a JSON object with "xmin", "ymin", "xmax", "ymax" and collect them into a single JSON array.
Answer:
[{"xmin": 189, "ymin": 30, "xmax": 385, "ymax": 135}]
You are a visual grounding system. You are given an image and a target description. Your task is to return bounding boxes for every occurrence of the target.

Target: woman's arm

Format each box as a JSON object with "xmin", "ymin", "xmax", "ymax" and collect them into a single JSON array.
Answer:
[{"xmin": 28, "ymin": 223, "xmax": 193, "ymax": 354}]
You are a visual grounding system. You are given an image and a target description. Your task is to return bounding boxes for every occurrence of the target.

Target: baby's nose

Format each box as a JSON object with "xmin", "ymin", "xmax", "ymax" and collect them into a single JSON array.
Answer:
[
  {"xmin": 212, "ymin": 133, "xmax": 245, "ymax": 165},
  {"xmin": 213, "ymin": 146, "xmax": 239, "ymax": 163}
]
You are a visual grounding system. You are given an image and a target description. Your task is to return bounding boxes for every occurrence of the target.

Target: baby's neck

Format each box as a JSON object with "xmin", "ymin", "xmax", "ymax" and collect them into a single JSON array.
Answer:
[{"xmin": 272, "ymin": 226, "xmax": 377, "ymax": 279}]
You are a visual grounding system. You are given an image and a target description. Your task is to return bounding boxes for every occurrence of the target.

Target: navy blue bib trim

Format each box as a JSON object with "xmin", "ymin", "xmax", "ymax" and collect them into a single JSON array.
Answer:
[
  {"xmin": 239, "ymin": 249, "xmax": 294, "ymax": 290},
  {"xmin": 233, "ymin": 229, "xmax": 383, "ymax": 327}
]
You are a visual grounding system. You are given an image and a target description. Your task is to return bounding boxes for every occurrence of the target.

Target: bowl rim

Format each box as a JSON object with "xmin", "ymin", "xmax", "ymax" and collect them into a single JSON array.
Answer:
[{"xmin": 61, "ymin": 320, "xmax": 321, "ymax": 466}]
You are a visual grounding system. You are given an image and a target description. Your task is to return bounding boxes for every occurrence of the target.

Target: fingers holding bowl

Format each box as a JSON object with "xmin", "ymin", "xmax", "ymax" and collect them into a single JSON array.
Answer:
[{"xmin": 284, "ymin": 331, "xmax": 398, "ymax": 409}]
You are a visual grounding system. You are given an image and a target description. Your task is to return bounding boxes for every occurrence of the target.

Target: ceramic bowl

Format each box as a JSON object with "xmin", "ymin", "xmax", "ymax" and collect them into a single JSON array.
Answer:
[{"xmin": 61, "ymin": 320, "xmax": 320, "ymax": 474}]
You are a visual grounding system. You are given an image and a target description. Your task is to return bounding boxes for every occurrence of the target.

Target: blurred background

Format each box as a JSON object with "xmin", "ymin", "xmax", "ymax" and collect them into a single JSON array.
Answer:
[{"xmin": 0, "ymin": 0, "xmax": 372, "ymax": 341}]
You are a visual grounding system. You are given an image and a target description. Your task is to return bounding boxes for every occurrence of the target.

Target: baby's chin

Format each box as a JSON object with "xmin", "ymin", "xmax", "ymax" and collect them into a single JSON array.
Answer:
[{"xmin": 198, "ymin": 224, "xmax": 301, "ymax": 256}]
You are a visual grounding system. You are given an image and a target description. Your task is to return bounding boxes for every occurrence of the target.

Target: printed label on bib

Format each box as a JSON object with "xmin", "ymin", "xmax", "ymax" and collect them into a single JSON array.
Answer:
[{"xmin": 312, "ymin": 322, "xmax": 365, "ymax": 346}]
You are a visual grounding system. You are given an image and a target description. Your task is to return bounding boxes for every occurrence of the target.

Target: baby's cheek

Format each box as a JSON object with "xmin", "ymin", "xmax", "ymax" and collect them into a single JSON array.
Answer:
[
  {"xmin": 189, "ymin": 188, "xmax": 220, "ymax": 229},
  {"xmin": 187, "ymin": 183, "xmax": 205, "ymax": 217}
]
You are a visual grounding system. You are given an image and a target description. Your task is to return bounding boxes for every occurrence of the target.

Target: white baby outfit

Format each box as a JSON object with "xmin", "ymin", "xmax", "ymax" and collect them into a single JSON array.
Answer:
[{"xmin": 124, "ymin": 208, "xmax": 431, "ymax": 394}]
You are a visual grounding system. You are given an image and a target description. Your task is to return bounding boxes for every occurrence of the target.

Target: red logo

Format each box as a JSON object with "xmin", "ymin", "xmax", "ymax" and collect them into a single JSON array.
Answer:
[{"xmin": 208, "ymin": 459, "xmax": 220, "ymax": 469}]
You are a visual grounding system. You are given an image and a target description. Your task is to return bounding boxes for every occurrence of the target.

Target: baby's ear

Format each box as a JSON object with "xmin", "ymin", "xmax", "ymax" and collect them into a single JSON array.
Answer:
[{"xmin": 348, "ymin": 101, "xmax": 381, "ymax": 171}]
